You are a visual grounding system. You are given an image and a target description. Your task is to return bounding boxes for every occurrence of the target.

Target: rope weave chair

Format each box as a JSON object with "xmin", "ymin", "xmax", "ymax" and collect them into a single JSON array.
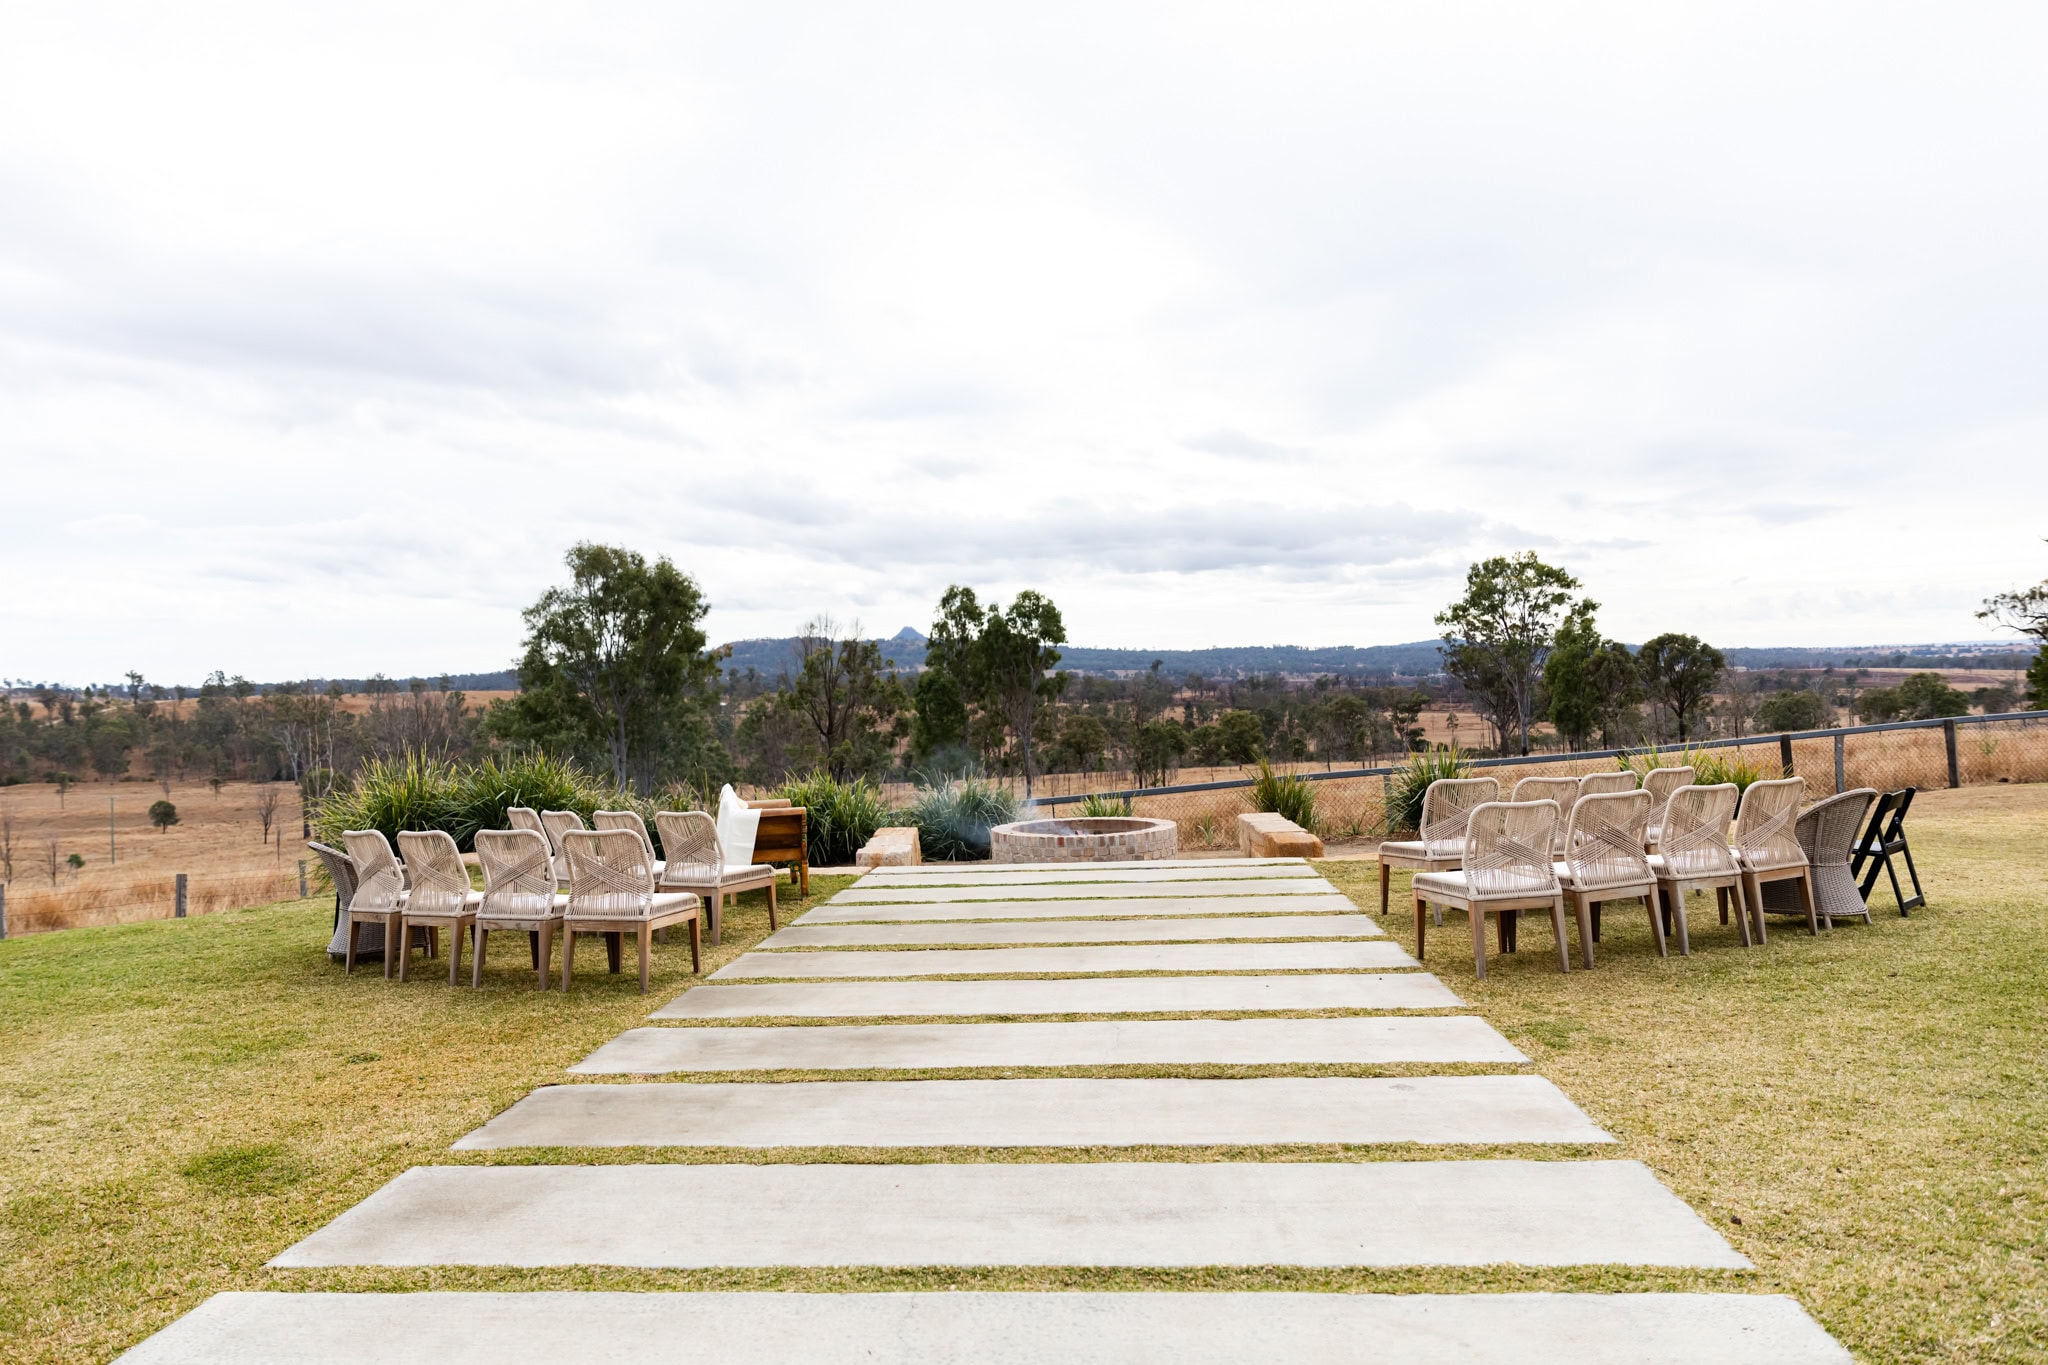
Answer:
[
  {"xmin": 474, "ymin": 828, "xmax": 568, "ymax": 989},
  {"xmin": 1512, "ymin": 776, "xmax": 1581, "ymax": 853},
  {"xmin": 539, "ymin": 810, "xmax": 586, "ymax": 890},
  {"xmin": 1577, "ymin": 771, "xmax": 1638, "ymax": 801},
  {"xmin": 1732, "ymin": 777, "xmax": 1818, "ymax": 939},
  {"xmin": 594, "ymin": 809, "xmax": 665, "ymax": 878},
  {"xmin": 559, "ymin": 828, "xmax": 701, "ymax": 992},
  {"xmin": 1762, "ymin": 788, "xmax": 1877, "ymax": 926},
  {"xmin": 1641, "ymin": 766, "xmax": 1697, "ymax": 845},
  {"xmin": 1377, "ymin": 776, "xmax": 1500, "ymax": 917},
  {"xmin": 1412, "ymin": 799, "xmax": 1570, "ymax": 978},
  {"xmin": 1647, "ymin": 784, "xmax": 1744, "ymax": 955},
  {"xmin": 394, "ymin": 830, "xmax": 480, "ymax": 985},
  {"xmin": 655, "ymin": 810, "xmax": 783, "ymax": 942},
  {"xmin": 1555, "ymin": 789, "xmax": 1659, "ymax": 962},
  {"xmin": 341, "ymin": 830, "xmax": 410, "ymax": 979}
]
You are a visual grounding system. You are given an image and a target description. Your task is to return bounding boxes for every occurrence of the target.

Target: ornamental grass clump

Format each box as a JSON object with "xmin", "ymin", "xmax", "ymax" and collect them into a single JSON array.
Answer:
[
  {"xmin": 1622, "ymin": 744, "xmax": 1770, "ymax": 794},
  {"xmin": 1250, "ymin": 760, "xmax": 1317, "ymax": 832},
  {"xmin": 1389, "ymin": 744, "xmax": 1473, "ymax": 835},
  {"xmin": 905, "ymin": 775, "xmax": 1020, "ymax": 861},
  {"xmin": 1077, "ymin": 792, "xmax": 1134, "ymax": 817},
  {"xmin": 313, "ymin": 752, "xmax": 613, "ymax": 851},
  {"xmin": 776, "ymin": 772, "xmax": 891, "ymax": 867}
]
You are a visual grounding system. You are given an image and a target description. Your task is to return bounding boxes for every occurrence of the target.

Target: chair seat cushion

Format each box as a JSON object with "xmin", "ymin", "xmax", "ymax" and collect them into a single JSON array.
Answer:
[
  {"xmin": 404, "ymin": 891, "xmax": 483, "ymax": 917},
  {"xmin": 660, "ymin": 864, "xmax": 783, "ymax": 891},
  {"xmin": 1412, "ymin": 871, "xmax": 1470, "ymax": 898},
  {"xmin": 1554, "ymin": 861, "xmax": 1655, "ymax": 893}
]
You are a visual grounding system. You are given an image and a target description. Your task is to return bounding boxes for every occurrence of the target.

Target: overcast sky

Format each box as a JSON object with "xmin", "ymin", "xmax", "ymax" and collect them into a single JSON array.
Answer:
[{"xmin": 5, "ymin": 3, "xmax": 2046, "ymax": 685}]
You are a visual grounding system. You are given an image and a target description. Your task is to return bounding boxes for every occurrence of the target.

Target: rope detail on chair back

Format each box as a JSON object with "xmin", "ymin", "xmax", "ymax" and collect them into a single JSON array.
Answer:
[
  {"xmin": 1734, "ymin": 777, "xmax": 1807, "ymax": 872},
  {"xmin": 1654, "ymin": 784, "xmax": 1739, "ymax": 879},
  {"xmin": 507, "ymin": 807, "xmax": 546, "ymax": 837},
  {"xmin": 653, "ymin": 811, "xmax": 721, "ymax": 883},
  {"xmin": 396, "ymin": 830, "xmax": 470, "ymax": 916},
  {"xmin": 561, "ymin": 829, "xmax": 655, "ymax": 918},
  {"xmin": 1577, "ymin": 771, "xmax": 1636, "ymax": 800},
  {"xmin": 476, "ymin": 829, "xmax": 559, "ymax": 919},
  {"xmin": 539, "ymin": 810, "xmax": 585, "ymax": 855},
  {"xmin": 1420, "ymin": 778, "xmax": 1501, "ymax": 859},
  {"xmin": 594, "ymin": 810, "xmax": 657, "ymax": 866},
  {"xmin": 1461, "ymin": 800, "xmax": 1560, "ymax": 897},
  {"xmin": 1512, "ymin": 777, "xmax": 1579, "ymax": 851},
  {"xmin": 1563, "ymin": 790, "xmax": 1653, "ymax": 891},
  {"xmin": 342, "ymin": 831, "xmax": 403, "ymax": 914},
  {"xmin": 1643, "ymin": 766, "xmax": 1697, "ymax": 806}
]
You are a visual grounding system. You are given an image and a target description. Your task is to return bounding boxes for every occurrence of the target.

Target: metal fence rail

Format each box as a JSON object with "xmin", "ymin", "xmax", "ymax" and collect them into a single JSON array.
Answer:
[{"xmin": 1033, "ymin": 711, "xmax": 2048, "ymax": 848}]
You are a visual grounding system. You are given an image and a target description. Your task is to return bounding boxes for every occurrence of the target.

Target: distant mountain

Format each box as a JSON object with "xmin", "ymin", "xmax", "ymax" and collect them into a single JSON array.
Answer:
[{"xmin": 712, "ymin": 634, "xmax": 1446, "ymax": 680}]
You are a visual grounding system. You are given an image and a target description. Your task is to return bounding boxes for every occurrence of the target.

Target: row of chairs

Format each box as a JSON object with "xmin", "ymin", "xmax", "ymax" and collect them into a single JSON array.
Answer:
[
  {"xmin": 1379, "ymin": 766, "xmax": 1837, "ymax": 979},
  {"xmin": 310, "ymin": 806, "xmax": 783, "ymax": 994}
]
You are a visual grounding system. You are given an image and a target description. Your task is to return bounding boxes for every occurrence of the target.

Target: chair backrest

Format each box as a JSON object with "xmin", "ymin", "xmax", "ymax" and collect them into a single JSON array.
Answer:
[
  {"xmin": 653, "ymin": 810, "xmax": 721, "ymax": 881},
  {"xmin": 1562, "ymin": 790, "xmax": 1653, "ymax": 890},
  {"xmin": 507, "ymin": 807, "xmax": 546, "ymax": 838},
  {"xmin": 539, "ymin": 809, "xmax": 585, "ymax": 854},
  {"xmin": 1511, "ymin": 776, "xmax": 1580, "ymax": 848},
  {"xmin": 341, "ymin": 830, "xmax": 403, "ymax": 913},
  {"xmin": 1653, "ymin": 784, "xmax": 1739, "ymax": 878},
  {"xmin": 560, "ymin": 828, "xmax": 655, "ymax": 918},
  {"xmin": 594, "ymin": 809, "xmax": 657, "ymax": 865},
  {"xmin": 307, "ymin": 841, "xmax": 359, "ymax": 911},
  {"xmin": 475, "ymin": 828, "xmax": 561, "ymax": 919},
  {"xmin": 1578, "ymin": 771, "xmax": 1637, "ymax": 801},
  {"xmin": 396, "ymin": 829, "xmax": 471, "ymax": 915},
  {"xmin": 1733, "ymin": 777, "xmax": 1807, "ymax": 872},
  {"xmin": 1460, "ymin": 800, "xmax": 1561, "ymax": 897},
  {"xmin": 1643, "ymin": 766, "xmax": 1697, "ymax": 806},
  {"xmin": 1420, "ymin": 777, "xmax": 1501, "ymax": 858},
  {"xmin": 1796, "ymin": 788, "xmax": 1875, "ymax": 870}
]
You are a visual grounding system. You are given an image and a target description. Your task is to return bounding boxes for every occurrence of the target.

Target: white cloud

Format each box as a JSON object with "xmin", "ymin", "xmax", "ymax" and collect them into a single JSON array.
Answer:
[{"xmin": 3, "ymin": 1, "xmax": 2046, "ymax": 682}]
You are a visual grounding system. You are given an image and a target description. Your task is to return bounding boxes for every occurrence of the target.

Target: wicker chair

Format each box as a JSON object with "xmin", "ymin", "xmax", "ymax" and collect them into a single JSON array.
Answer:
[
  {"xmin": 655, "ymin": 810, "xmax": 784, "ymax": 944},
  {"xmin": 340, "ymin": 830, "xmax": 412, "ymax": 978},
  {"xmin": 559, "ymin": 828, "xmax": 701, "ymax": 993},
  {"xmin": 1377, "ymin": 777, "xmax": 1500, "ymax": 918},
  {"xmin": 1646, "ymin": 784, "xmax": 1745, "ymax": 955},
  {"xmin": 1762, "ymin": 788, "xmax": 1878, "ymax": 926},
  {"xmin": 309, "ymin": 840, "xmax": 362, "ymax": 962},
  {"xmin": 1512, "ymin": 776, "xmax": 1581, "ymax": 853},
  {"xmin": 507, "ymin": 807, "xmax": 556, "ymax": 881},
  {"xmin": 1554, "ymin": 789, "xmax": 1659, "ymax": 963},
  {"xmin": 539, "ymin": 810, "xmax": 585, "ymax": 889},
  {"xmin": 1412, "ymin": 800, "xmax": 1570, "ymax": 978},
  {"xmin": 1641, "ymin": 766, "xmax": 1698, "ymax": 845},
  {"xmin": 1733, "ymin": 777, "xmax": 1818, "ymax": 940},
  {"xmin": 1577, "ymin": 771, "xmax": 1637, "ymax": 802},
  {"xmin": 395, "ymin": 830, "xmax": 481, "ymax": 985},
  {"xmin": 473, "ymin": 828, "xmax": 568, "ymax": 989},
  {"xmin": 594, "ymin": 809, "xmax": 665, "ymax": 879}
]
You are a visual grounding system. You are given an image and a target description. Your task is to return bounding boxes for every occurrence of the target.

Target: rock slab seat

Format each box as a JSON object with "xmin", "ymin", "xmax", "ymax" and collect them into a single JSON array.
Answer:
[
  {"xmin": 854, "ymin": 827, "xmax": 921, "ymax": 868},
  {"xmin": 1239, "ymin": 811, "xmax": 1326, "ymax": 858}
]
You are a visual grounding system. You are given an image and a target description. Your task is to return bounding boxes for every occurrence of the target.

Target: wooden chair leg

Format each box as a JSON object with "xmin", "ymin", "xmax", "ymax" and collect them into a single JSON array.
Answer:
[
  {"xmin": 1379, "ymin": 861, "xmax": 1391, "ymax": 916},
  {"xmin": 1645, "ymin": 892, "xmax": 1668, "ymax": 957},
  {"xmin": 689, "ymin": 915, "xmax": 702, "ymax": 973},
  {"xmin": 448, "ymin": 921, "xmax": 465, "ymax": 986},
  {"xmin": 1591, "ymin": 903, "xmax": 1601, "ymax": 943},
  {"xmin": 397, "ymin": 919, "xmax": 412, "ymax": 982},
  {"xmin": 1741, "ymin": 875, "xmax": 1762, "ymax": 946},
  {"xmin": 383, "ymin": 915, "xmax": 397, "ymax": 980},
  {"xmin": 710, "ymin": 891, "xmax": 724, "ymax": 947},
  {"xmin": 561, "ymin": 928, "xmax": 577, "ymax": 991},
  {"xmin": 606, "ymin": 931, "xmax": 622, "ymax": 973},
  {"xmin": 1413, "ymin": 895, "xmax": 1427, "ymax": 960},
  {"xmin": 1668, "ymin": 884, "xmax": 1692, "ymax": 956},
  {"xmin": 537, "ymin": 923, "xmax": 554, "ymax": 990},
  {"xmin": 473, "ymin": 926, "xmax": 487, "ymax": 988},
  {"xmin": 1800, "ymin": 872, "xmax": 1822, "ymax": 934},
  {"xmin": 1469, "ymin": 905, "xmax": 1487, "ymax": 980},
  {"xmin": 1549, "ymin": 898, "xmax": 1571, "ymax": 973},
  {"xmin": 1573, "ymin": 893, "xmax": 1595, "ymax": 969},
  {"xmin": 638, "ymin": 922, "xmax": 653, "ymax": 994},
  {"xmin": 528, "ymin": 930, "xmax": 540, "ymax": 971},
  {"xmin": 767, "ymin": 878, "xmax": 778, "ymax": 930},
  {"xmin": 1717, "ymin": 886, "xmax": 1730, "ymax": 925},
  {"xmin": 344, "ymin": 915, "xmax": 358, "ymax": 975},
  {"xmin": 428, "ymin": 927, "xmax": 440, "ymax": 960}
]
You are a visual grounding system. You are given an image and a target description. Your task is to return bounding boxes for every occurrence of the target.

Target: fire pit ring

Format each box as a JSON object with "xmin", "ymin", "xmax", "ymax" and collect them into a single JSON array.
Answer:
[{"xmin": 988, "ymin": 816, "xmax": 1178, "ymax": 863}]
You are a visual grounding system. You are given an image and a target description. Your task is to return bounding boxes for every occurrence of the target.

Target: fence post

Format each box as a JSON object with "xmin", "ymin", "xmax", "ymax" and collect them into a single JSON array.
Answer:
[
  {"xmin": 175, "ymin": 873, "xmax": 188, "ymax": 918},
  {"xmin": 1944, "ymin": 719, "xmax": 1961, "ymax": 788},
  {"xmin": 0, "ymin": 884, "xmax": 7, "ymax": 940},
  {"xmin": 1380, "ymin": 772, "xmax": 1393, "ymax": 835},
  {"xmin": 1778, "ymin": 734, "xmax": 1794, "ymax": 779},
  {"xmin": 299, "ymin": 860, "xmax": 308, "ymax": 899},
  {"xmin": 1834, "ymin": 734, "xmax": 1846, "ymax": 794}
]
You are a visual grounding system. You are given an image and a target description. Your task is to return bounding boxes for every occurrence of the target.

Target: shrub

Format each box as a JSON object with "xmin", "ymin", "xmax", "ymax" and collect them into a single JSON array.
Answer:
[
  {"xmin": 1390, "ymin": 745, "xmax": 1472, "ymax": 834},
  {"xmin": 1623, "ymin": 744, "xmax": 1769, "ymax": 795},
  {"xmin": 1249, "ymin": 760, "xmax": 1316, "ymax": 831},
  {"xmin": 148, "ymin": 799, "xmax": 179, "ymax": 832},
  {"xmin": 777, "ymin": 771, "xmax": 891, "ymax": 867},
  {"xmin": 313, "ymin": 752, "xmax": 615, "ymax": 851},
  {"xmin": 1756, "ymin": 691, "xmax": 1826, "ymax": 733},
  {"xmin": 904, "ymin": 776, "xmax": 1020, "ymax": 861},
  {"xmin": 1077, "ymin": 792, "xmax": 1134, "ymax": 817}
]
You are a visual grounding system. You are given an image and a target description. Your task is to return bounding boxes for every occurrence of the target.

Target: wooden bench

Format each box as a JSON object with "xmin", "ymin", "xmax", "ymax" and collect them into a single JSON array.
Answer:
[
  {"xmin": 746, "ymin": 799, "xmax": 810, "ymax": 898},
  {"xmin": 1237, "ymin": 811, "xmax": 1324, "ymax": 858},
  {"xmin": 856, "ymin": 826, "xmax": 922, "ymax": 868}
]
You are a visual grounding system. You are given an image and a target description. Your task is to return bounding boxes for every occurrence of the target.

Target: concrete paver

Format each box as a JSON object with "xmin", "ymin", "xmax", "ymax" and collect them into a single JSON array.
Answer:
[
  {"xmin": 453, "ymin": 1076, "xmax": 1609, "ymax": 1148},
  {"xmin": 860, "ymin": 864, "xmax": 1320, "ymax": 885},
  {"xmin": 759, "ymin": 914, "xmax": 1384, "ymax": 948},
  {"xmin": 118, "ymin": 1291, "xmax": 1852, "ymax": 1365},
  {"xmin": 834, "ymin": 879, "xmax": 1339, "ymax": 903},
  {"xmin": 652, "ymin": 973, "xmax": 1464, "ymax": 1018},
  {"xmin": 795, "ymin": 893, "xmax": 1360, "ymax": 923},
  {"xmin": 573, "ymin": 1016, "xmax": 1527, "ymax": 1072},
  {"xmin": 709, "ymin": 941, "xmax": 1416, "ymax": 980},
  {"xmin": 270, "ymin": 1161, "xmax": 1751, "ymax": 1269}
]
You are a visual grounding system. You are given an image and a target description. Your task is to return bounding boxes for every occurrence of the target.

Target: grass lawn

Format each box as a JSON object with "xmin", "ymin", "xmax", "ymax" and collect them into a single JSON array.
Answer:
[{"xmin": 3, "ymin": 785, "xmax": 2044, "ymax": 1363}]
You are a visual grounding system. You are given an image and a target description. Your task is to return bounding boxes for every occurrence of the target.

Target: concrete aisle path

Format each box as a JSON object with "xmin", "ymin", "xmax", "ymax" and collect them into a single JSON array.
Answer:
[
  {"xmin": 858, "ymin": 863, "xmax": 1321, "ymax": 884},
  {"xmin": 833, "ymin": 878, "xmax": 1341, "ymax": 902},
  {"xmin": 119, "ymin": 1291, "xmax": 1853, "ymax": 1365},
  {"xmin": 651, "ymin": 972, "xmax": 1465, "ymax": 1018},
  {"xmin": 793, "ymin": 892, "xmax": 1360, "ymax": 921},
  {"xmin": 573, "ymin": 1015, "xmax": 1528, "ymax": 1071},
  {"xmin": 453, "ymin": 1076, "xmax": 1611, "ymax": 1148},
  {"xmin": 758, "ymin": 913, "xmax": 1384, "ymax": 947},
  {"xmin": 710, "ymin": 940, "xmax": 1416, "ymax": 979}
]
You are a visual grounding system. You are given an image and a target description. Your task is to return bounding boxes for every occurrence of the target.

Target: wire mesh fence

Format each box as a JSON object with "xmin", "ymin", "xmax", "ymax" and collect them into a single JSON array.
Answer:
[{"xmin": 1032, "ymin": 711, "xmax": 2048, "ymax": 850}]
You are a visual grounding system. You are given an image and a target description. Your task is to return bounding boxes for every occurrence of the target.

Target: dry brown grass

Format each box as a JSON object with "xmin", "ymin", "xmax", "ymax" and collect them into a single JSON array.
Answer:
[{"xmin": 0, "ymin": 779, "xmax": 309, "ymax": 935}]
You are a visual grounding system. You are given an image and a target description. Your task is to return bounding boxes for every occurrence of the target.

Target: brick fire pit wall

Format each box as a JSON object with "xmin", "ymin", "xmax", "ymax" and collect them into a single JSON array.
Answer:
[{"xmin": 988, "ymin": 816, "xmax": 1179, "ymax": 863}]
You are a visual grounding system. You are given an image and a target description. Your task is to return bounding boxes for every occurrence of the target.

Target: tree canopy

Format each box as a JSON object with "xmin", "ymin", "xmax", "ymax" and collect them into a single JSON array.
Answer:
[
  {"xmin": 1436, "ymin": 552, "xmax": 1585, "ymax": 755},
  {"xmin": 1637, "ymin": 632, "xmax": 1726, "ymax": 741}
]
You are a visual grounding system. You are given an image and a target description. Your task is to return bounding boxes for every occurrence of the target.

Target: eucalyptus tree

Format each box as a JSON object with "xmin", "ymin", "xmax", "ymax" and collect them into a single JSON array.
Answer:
[{"xmin": 1436, "ymin": 552, "xmax": 1586, "ymax": 755}]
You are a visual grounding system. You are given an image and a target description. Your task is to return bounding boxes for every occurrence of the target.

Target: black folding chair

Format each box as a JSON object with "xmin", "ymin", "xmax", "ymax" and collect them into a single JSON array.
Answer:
[{"xmin": 1849, "ymin": 788, "xmax": 1926, "ymax": 916}]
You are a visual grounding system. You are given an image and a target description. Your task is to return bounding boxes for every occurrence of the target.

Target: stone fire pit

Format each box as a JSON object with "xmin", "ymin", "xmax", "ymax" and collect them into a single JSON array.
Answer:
[{"xmin": 988, "ymin": 816, "xmax": 1178, "ymax": 864}]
